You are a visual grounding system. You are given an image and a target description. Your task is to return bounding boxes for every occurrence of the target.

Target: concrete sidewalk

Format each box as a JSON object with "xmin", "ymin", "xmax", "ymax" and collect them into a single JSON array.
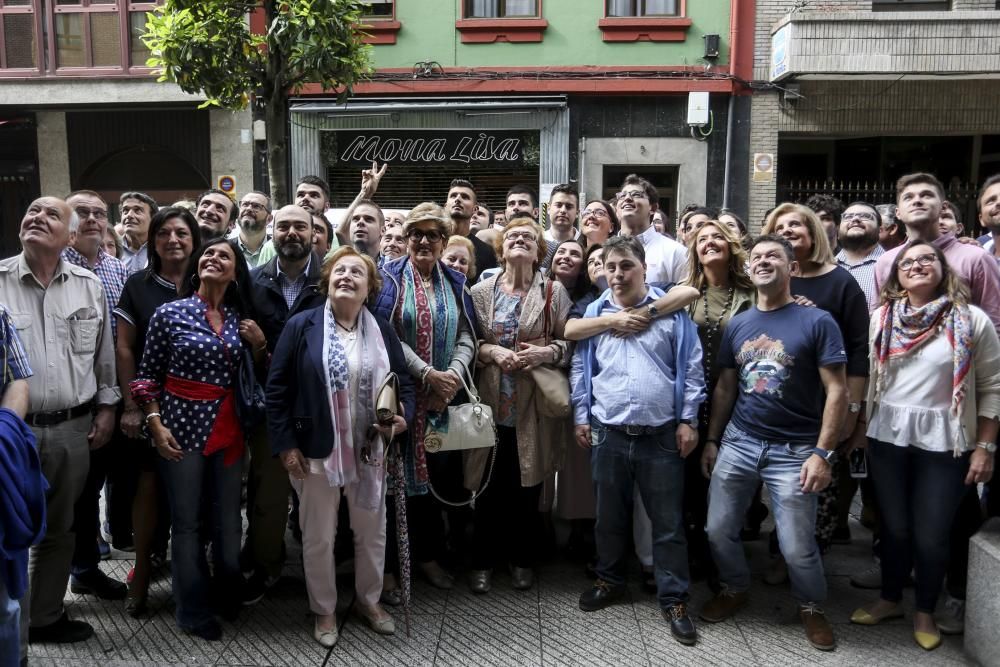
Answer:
[{"xmin": 26, "ymin": 519, "xmax": 975, "ymax": 666}]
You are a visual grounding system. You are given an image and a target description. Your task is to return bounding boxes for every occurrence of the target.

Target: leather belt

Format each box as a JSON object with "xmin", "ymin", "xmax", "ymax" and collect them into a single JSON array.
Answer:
[
  {"xmin": 26, "ymin": 400, "xmax": 95, "ymax": 427},
  {"xmin": 603, "ymin": 420, "xmax": 675, "ymax": 436}
]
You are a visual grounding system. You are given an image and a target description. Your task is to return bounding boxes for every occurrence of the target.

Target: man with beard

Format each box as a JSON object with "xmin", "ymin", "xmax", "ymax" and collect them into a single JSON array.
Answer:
[
  {"xmin": 118, "ymin": 192, "xmax": 157, "ymax": 274},
  {"xmin": 232, "ymin": 191, "xmax": 271, "ymax": 268},
  {"xmin": 835, "ymin": 202, "xmax": 884, "ymax": 312},
  {"xmin": 505, "ymin": 184, "xmax": 538, "ymax": 223},
  {"xmin": 447, "ymin": 179, "xmax": 497, "ymax": 280},
  {"xmin": 977, "ymin": 173, "xmax": 1000, "ymax": 262},
  {"xmin": 245, "ymin": 205, "xmax": 326, "ymax": 603},
  {"xmin": 194, "ymin": 189, "xmax": 237, "ymax": 240}
]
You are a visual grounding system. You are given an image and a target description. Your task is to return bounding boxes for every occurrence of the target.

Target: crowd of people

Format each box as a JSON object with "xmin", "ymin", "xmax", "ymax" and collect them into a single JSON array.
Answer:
[{"xmin": 1, "ymin": 164, "xmax": 999, "ymax": 665}]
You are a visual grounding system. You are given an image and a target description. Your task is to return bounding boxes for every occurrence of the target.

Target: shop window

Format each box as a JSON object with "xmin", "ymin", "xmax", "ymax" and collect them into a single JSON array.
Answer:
[
  {"xmin": 606, "ymin": 0, "xmax": 679, "ymax": 16},
  {"xmin": 359, "ymin": 0, "xmax": 400, "ymax": 44},
  {"xmin": 599, "ymin": 0, "xmax": 690, "ymax": 42},
  {"xmin": 456, "ymin": 0, "xmax": 546, "ymax": 43}
]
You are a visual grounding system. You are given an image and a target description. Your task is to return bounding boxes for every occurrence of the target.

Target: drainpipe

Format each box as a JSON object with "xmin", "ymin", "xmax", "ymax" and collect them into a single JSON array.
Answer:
[{"xmin": 723, "ymin": 0, "xmax": 755, "ymax": 210}]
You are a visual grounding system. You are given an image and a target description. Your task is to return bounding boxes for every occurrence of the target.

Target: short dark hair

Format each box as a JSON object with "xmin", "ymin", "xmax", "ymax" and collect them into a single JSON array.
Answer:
[
  {"xmin": 242, "ymin": 190, "xmax": 272, "ymax": 212},
  {"xmin": 120, "ymin": 191, "xmax": 159, "ymax": 216},
  {"xmin": 896, "ymin": 172, "xmax": 945, "ymax": 201},
  {"xmin": 313, "ymin": 214, "xmax": 334, "ymax": 243},
  {"xmin": 449, "ymin": 178, "xmax": 477, "ymax": 201},
  {"xmin": 680, "ymin": 206, "xmax": 719, "ymax": 231},
  {"xmin": 550, "ymin": 183, "xmax": 579, "ymax": 205},
  {"xmin": 182, "ymin": 238, "xmax": 254, "ymax": 318},
  {"xmin": 718, "ymin": 208, "xmax": 748, "ymax": 235},
  {"xmin": 506, "ymin": 184, "xmax": 537, "ymax": 208},
  {"xmin": 621, "ymin": 174, "xmax": 659, "ymax": 209},
  {"xmin": 750, "ymin": 233, "xmax": 796, "ymax": 263},
  {"xmin": 353, "ymin": 198, "xmax": 385, "ymax": 228},
  {"xmin": 148, "ymin": 206, "xmax": 201, "ymax": 278},
  {"xmin": 584, "ymin": 199, "xmax": 620, "ymax": 236},
  {"xmin": 804, "ymin": 194, "xmax": 845, "ymax": 224},
  {"xmin": 942, "ymin": 201, "xmax": 962, "ymax": 226},
  {"xmin": 197, "ymin": 188, "xmax": 237, "ymax": 223},
  {"xmin": 846, "ymin": 201, "xmax": 882, "ymax": 227},
  {"xmin": 978, "ymin": 174, "xmax": 1000, "ymax": 208},
  {"xmin": 297, "ymin": 175, "xmax": 330, "ymax": 201},
  {"xmin": 477, "ymin": 202, "xmax": 494, "ymax": 226},
  {"xmin": 602, "ymin": 235, "xmax": 645, "ymax": 264}
]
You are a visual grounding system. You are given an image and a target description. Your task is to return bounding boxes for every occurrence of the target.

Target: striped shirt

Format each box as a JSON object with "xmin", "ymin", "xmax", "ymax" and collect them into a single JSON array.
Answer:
[
  {"xmin": 836, "ymin": 245, "xmax": 884, "ymax": 312},
  {"xmin": 62, "ymin": 246, "xmax": 129, "ymax": 340},
  {"xmin": 0, "ymin": 304, "xmax": 32, "ymax": 388}
]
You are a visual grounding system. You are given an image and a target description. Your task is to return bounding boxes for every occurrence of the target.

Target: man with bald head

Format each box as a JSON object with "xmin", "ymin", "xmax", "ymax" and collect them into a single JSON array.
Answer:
[
  {"xmin": 244, "ymin": 204, "xmax": 327, "ymax": 603},
  {"xmin": 0, "ymin": 197, "xmax": 119, "ymax": 652}
]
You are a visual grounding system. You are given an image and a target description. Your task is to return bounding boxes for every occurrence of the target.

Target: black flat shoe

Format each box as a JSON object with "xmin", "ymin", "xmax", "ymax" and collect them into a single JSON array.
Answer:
[
  {"xmin": 28, "ymin": 613, "xmax": 93, "ymax": 644},
  {"xmin": 70, "ymin": 570, "xmax": 128, "ymax": 600},
  {"xmin": 187, "ymin": 620, "xmax": 222, "ymax": 641},
  {"xmin": 579, "ymin": 579, "xmax": 626, "ymax": 612},
  {"xmin": 663, "ymin": 603, "xmax": 698, "ymax": 646}
]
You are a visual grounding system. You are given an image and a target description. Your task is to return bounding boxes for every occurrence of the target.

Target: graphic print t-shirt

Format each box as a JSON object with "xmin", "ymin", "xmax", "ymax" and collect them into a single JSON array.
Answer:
[{"xmin": 718, "ymin": 302, "xmax": 846, "ymax": 444}]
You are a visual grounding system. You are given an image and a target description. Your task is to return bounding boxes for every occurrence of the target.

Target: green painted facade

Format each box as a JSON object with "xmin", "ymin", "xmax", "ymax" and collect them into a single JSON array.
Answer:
[{"xmin": 369, "ymin": 1, "xmax": 731, "ymax": 68}]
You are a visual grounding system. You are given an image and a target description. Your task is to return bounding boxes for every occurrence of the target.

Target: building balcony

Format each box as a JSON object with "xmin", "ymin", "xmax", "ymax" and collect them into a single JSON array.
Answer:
[{"xmin": 769, "ymin": 10, "xmax": 1000, "ymax": 82}]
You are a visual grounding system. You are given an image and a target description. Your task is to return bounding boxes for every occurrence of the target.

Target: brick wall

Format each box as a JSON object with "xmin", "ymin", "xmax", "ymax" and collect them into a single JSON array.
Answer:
[{"xmin": 747, "ymin": 79, "xmax": 1000, "ymax": 225}]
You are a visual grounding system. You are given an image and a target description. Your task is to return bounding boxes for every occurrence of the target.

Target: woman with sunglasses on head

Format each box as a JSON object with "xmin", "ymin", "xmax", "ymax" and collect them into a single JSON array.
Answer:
[
  {"xmin": 850, "ymin": 242, "xmax": 999, "ymax": 651},
  {"xmin": 371, "ymin": 203, "xmax": 480, "ymax": 599}
]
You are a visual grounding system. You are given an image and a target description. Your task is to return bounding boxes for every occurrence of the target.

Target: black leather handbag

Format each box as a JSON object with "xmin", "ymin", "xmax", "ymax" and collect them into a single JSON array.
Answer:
[{"xmin": 235, "ymin": 344, "xmax": 266, "ymax": 435}]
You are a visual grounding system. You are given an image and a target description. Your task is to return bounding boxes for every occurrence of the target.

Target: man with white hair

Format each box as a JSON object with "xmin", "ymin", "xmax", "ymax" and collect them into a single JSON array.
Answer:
[{"xmin": 0, "ymin": 197, "xmax": 119, "ymax": 653}]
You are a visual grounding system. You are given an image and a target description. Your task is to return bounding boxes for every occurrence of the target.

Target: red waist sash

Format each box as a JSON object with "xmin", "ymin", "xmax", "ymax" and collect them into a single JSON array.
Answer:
[{"xmin": 164, "ymin": 375, "xmax": 244, "ymax": 466}]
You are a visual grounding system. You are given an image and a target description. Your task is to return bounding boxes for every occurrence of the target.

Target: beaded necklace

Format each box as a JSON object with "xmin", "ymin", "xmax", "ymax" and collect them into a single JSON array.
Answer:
[{"xmin": 700, "ymin": 285, "xmax": 735, "ymax": 374}]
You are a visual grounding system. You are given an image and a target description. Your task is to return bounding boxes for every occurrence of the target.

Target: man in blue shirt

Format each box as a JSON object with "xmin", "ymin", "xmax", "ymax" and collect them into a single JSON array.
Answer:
[
  {"xmin": 700, "ymin": 234, "xmax": 848, "ymax": 652},
  {"xmin": 570, "ymin": 235, "xmax": 706, "ymax": 646}
]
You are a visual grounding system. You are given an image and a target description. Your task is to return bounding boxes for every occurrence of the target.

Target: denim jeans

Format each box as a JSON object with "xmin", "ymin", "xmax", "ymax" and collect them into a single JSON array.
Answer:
[
  {"xmin": 590, "ymin": 420, "xmax": 689, "ymax": 608},
  {"xmin": 159, "ymin": 450, "xmax": 243, "ymax": 629},
  {"xmin": 706, "ymin": 423, "xmax": 826, "ymax": 604},
  {"xmin": 868, "ymin": 439, "xmax": 969, "ymax": 613},
  {"xmin": 0, "ymin": 576, "xmax": 19, "ymax": 667}
]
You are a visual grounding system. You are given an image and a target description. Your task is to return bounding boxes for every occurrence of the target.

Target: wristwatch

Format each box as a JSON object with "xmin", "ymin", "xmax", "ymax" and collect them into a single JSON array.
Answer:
[
  {"xmin": 976, "ymin": 441, "xmax": 998, "ymax": 454},
  {"xmin": 809, "ymin": 448, "xmax": 837, "ymax": 464},
  {"xmin": 847, "ymin": 402, "xmax": 862, "ymax": 414},
  {"xmin": 647, "ymin": 304, "xmax": 659, "ymax": 318}
]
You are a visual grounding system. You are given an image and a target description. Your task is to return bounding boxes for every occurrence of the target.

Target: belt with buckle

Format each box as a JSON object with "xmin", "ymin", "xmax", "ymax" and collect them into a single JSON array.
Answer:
[
  {"xmin": 26, "ymin": 400, "xmax": 95, "ymax": 427},
  {"xmin": 604, "ymin": 421, "xmax": 675, "ymax": 436}
]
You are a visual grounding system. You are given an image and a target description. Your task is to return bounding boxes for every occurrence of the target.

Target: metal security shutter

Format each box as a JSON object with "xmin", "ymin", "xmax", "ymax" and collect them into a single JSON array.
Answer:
[{"xmin": 326, "ymin": 163, "xmax": 540, "ymax": 211}]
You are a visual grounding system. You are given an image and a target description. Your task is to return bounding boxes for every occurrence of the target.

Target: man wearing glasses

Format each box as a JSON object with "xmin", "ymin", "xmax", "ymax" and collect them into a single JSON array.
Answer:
[
  {"xmin": 232, "ymin": 191, "xmax": 272, "ymax": 268},
  {"xmin": 835, "ymin": 202, "xmax": 884, "ymax": 312},
  {"xmin": 614, "ymin": 174, "xmax": 688, "ymax": 284}
]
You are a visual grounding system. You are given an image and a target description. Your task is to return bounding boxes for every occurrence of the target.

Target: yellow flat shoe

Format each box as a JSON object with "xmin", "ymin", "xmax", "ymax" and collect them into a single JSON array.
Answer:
[
  {"xmin": 850, "ymin": 606, "xmax": 903, "ymax": 625},
  {"xmin": 914, "ymin": 630, "xmax": 941, "ymax": 651}
]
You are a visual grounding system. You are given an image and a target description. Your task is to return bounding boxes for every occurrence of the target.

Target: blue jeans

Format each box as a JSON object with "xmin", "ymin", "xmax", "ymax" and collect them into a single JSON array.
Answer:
[
  {"xmin": 590, "ymin": 420, "xmax": 689, "ymax": 608},
  {"xmin": 159, "ymin": 451, "xmax": 243, "ymax": 629},
  {"xmin": 868, "ymin": 439, "xmax": 969, "ymax": 613},
  {"xmin": 0, "ymin": 575, "xmax": 19, "ymax": 667},
  {"xmin": 706, "ymin": 423, "xmax": 826, "ymax": 604}
]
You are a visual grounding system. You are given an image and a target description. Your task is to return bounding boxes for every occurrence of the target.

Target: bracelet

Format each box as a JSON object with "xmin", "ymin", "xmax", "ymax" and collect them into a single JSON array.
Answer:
[
  {"xmin": 420, "ymin": 366, "xmax": 433, "ymax": 383},
  {"xmin": 549, "ymin": 344, "xmax": 562, "ymax": 364},
  {"xmin": 144, "ymin": 412, "xmax": 161, "ymax": 425},
  {"xmin": 255, "ymin": 344, "xmax": 267, "ymax": 353}
]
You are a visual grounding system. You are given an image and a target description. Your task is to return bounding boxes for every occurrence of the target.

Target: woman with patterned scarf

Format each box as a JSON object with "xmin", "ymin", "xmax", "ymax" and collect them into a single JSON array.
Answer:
[
  {"xmin": 371, "ymin": 202, "xmax": 479, "ymax": 598},
  {"xmin": 850, "ymin": 241, "xmax": 1000, "ymax": 651},
  {"xmin": 266, "ymin": 247, "xmax": 414, "ymax": 647}
]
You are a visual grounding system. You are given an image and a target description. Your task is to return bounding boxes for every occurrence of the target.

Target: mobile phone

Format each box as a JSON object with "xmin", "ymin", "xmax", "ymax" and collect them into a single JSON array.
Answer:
[{"xmin": 849, "ymin": 448, "xmax": 868, "ymax": 479}]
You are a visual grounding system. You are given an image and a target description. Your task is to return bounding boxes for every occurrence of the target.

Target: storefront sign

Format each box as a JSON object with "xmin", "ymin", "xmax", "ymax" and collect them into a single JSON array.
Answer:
[
  {"xmin": 335, "ymin": 130, "xmax": 524, "ymax": 166},
  {"xmin": 770, "ymin": 24, "xmax": 790, "ymax": 81}
]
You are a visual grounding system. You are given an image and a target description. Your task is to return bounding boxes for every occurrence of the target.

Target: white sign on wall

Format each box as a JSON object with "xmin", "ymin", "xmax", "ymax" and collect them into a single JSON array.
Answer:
[{"xmin": 771, "ymin": 24, "xmax": 790, "ymax": 82}]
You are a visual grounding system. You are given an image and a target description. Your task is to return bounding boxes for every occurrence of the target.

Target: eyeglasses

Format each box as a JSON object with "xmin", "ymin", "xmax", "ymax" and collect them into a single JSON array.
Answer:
[
  {"xmin": 842, "ymin": 211, "xmax": 876, "ymax": 223},
  {"xmin": 897, "ymin": 254, "xmax": 938, "ymax": 272},
  {"xmin": 74, "ymin": 206, "xmax": 108, "ymax": 221},
  {"xmin": 615, "ymin": 190, "xmax": 648, "ymax": 201},
  {"xmin": 581, "ymin": 209, "xmax": 609, "ymax": 220},
  {"xmin": 406, "ymin": 229, "xmax": 444, "ymax": 243},
  {"xmin": 504, "ymin": 230, "xmax": 538, "ymax": 243},
  {"xmin": 239, "ymin": 201, "xmax": 267, "ymax": 211}
]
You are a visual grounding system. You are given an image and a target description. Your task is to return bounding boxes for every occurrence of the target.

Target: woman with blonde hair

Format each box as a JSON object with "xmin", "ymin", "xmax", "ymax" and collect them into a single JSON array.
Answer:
[
  {"xmin": 442, "ymin": 235, "xmax": 477, "ymax": 279},
  {"xmin": 371, "ymin": 202, "xmax": 480, "ymax": 596},
  {"xmin": 760, "ymin": 203, "xmax": 870, "ymax": 573},
  {"xmin": 468, "ymin": 212, "xmax": 572, "ymax": 594},
  {"xmin": 851, "ymin": 242, "xmax": 999, "ymax": 650}
]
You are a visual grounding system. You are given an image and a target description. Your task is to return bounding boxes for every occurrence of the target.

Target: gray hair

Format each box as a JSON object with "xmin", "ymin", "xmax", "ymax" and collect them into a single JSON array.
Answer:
[{"xmin": 67, "ymin": 210, "xmax": 80, "ymax": 233}]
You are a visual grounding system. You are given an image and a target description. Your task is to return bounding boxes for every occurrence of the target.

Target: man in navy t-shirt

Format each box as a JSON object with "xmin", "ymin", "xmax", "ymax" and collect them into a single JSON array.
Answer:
[{"xmin": 697, "ymin": 235, "xmax": 849, "ymax": 653}]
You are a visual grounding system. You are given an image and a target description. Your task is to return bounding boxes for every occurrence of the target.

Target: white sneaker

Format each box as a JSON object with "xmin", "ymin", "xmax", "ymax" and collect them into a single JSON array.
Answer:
[{"xmin": 935, "ymin": 595, "xmax": 965, "ymax": 635}]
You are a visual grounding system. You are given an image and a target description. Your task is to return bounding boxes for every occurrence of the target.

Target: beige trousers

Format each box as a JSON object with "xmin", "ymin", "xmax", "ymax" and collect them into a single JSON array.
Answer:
[{"xmin": 291, "ymin": 471, "xmax": 386, "ymax": 616}]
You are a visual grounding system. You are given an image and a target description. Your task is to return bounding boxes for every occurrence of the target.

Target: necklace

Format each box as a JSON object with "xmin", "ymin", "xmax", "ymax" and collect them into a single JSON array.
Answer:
[
  {"xmin": 335, "ymin": 318, "xmax": 358, "ymax": 341},
  {"xmin": 699, "ymin": 285, "xmax": 735, "ymax": 427}
]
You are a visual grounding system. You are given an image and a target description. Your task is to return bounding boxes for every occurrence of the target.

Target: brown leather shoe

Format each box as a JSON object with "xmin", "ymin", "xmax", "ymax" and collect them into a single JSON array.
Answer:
[
  {"xmin": 800, "ymin": 605, "xmax": 835, "ymax": 651},
  {"xmin": 698, "ymin": 587, "xmax": 748, "ymax": 623}
]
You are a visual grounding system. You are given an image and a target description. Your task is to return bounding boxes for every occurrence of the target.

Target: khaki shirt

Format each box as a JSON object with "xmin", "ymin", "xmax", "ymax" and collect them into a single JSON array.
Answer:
[{"xmin": 0, "ymin": 254, "xmax": 120, "ymax": 412}]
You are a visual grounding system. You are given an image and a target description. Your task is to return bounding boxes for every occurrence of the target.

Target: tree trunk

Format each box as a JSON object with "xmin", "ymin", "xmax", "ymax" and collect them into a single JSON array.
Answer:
[{"xmin": 264, "ymin": 92, "xmax": 289, "ymax": 206}]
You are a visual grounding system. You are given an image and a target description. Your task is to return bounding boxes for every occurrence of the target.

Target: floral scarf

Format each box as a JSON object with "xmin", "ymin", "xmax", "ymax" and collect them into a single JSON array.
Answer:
[
  {"xmin": 396, "ymin": 260, "xmax": 459, "ymax": 495},
  {"xmin": 874, "ymin": 295, "xmax": 973, "ymax": 430},
  {"xmin": 321, "ymin": 304, "xmax": 391, "ymax": 509}
]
